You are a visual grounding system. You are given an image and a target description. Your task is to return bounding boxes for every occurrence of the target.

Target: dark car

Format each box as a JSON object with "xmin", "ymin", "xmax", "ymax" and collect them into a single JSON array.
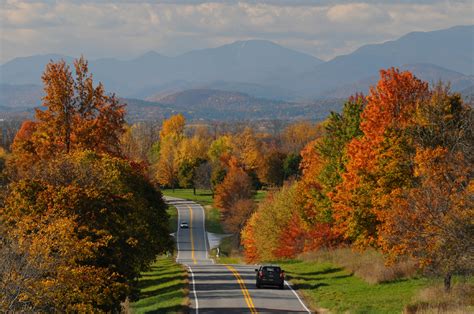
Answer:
[{"xmin": 255, "ymin": 265, "xmax": 285, "ymax": 289}]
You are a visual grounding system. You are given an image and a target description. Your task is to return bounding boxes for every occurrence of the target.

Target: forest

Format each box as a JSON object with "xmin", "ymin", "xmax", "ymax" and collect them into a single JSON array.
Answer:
[{"xmin": 0, "ymin": 58, "xmax": 472, "ymax": 311}]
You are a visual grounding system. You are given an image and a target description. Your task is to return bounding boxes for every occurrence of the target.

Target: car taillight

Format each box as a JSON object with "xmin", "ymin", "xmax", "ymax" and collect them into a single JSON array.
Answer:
[
  {"xmin": 280, "ymin": 272, "xmax": 284, "ymax": 279},
  {"xmin": 259, "ymin": 271, "xmax": 263, "ymax": 278}
]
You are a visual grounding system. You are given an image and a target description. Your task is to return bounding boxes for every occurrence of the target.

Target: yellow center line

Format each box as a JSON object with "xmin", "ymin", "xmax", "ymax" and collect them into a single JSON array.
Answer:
[
  {"xmin": 226, "ymin": 265, "xmax": 258, "ymax": 314},
  {"xmin": 188, "ymin": 205, "xmax": 197, "ymax": 265}
]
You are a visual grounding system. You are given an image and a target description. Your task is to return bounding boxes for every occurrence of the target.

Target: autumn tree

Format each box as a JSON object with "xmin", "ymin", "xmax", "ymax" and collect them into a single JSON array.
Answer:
[
  {"xmin": 194, "ymin": 161, "xmax": 213, "ymax": 191},
  {"xmin": 176, "ymin": 135, "xmax": 209, "ymax": 193},
  {"xmin": 121, "ymin": 121, "xmax": 160, "ymax": 163},
  {"xmin": 231, "ymin": 127, "xmax": 261, "ymax": 173},
  {"xmin": 332, "ymin": 68, "xmax": 430, "ymax": 247},
  {"xmin": 281, "ymin": 120, "xmax": 322, "ymax": 153},
  {"xmin": 257, "ymin": 148, "xmax": 285, "ymax": 187},
  {"xmin": 11, "ymin": 57, "xmax": 125, "ymax": 170},
  {"xmin": 241, "ymin": 183, "xmax": 305, "ymax": 261},
  {"xmin": 0, "ymin": 148, "xmax": 7, "ymax": 192},
  {"xmin": 208, "ymin": 135, "xmax": 233, "ymax": 164},
  {"xmin": 291, "ymin": 96, "xmax": 365, "ymax": 249},
  {"xmin": 379, "ymin": 85, "xmax": 474, "ymax": 290},
  {"xmin": 159, "ymin": 113, "xmax": 185, "ymax": 140},
  {"xmin": 214, "ymin": 158, "xmax": 254, "ymax": 232},
  {"xmin": 0, "ymin": 151, "xmax": 172, "ymax": 311},
  {"xmin": 155, "ymin": 114, "xmax": 186, "ymax": 188},
  {"xmin": 379, "ymin": 148, "xmax": 473, "ymax": 290},
  {"xmin": 226, "ymin": 199, "xmax": 256, "ymax": 239}
]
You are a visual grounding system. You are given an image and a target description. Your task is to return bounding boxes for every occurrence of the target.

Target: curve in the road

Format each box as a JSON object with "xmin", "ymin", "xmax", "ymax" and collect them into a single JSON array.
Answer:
[{"xmin": 165, "ymin": 196, "xmax": 312, "ymax": 314}]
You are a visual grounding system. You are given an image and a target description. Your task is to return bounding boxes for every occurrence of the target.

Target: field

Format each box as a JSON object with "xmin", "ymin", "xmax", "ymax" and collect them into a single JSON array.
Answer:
[{"xmin": 129, "ymin": 257, "xmax": 189, "ymax": 314}]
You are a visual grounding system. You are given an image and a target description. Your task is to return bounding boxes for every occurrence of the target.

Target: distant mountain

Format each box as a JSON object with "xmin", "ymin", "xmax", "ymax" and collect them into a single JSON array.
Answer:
[
  {"xmin": 0, "ymin": 40, "xmax": 323, "ymax": 99},
  {"xmin": 1, "ymin": 25, "xmax": 473, "ymax": 115},
  {"xmin": 146, "ymin": 81, "xmax": 297, "ymax": 102},
  {"xmin": 321, "ymin": 63, "xmax": 474, "ymax": 98},
  {"xmin": 290, "ymin": 25, "xmax": 474, "ymax": 97},
  {"xmin": 0, "ymin": 84, "xmax": 43, "ymax": 107},
  {"xmin": 0, "ymin": 54, "xmax": 74, "ymax": 86},
  {"xmin": 127, "ymin": 89, "xmax": 343, "ymax": 121}
]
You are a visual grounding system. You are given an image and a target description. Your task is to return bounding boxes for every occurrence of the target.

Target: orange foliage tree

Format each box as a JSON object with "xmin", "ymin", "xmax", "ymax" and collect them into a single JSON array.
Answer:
[
  {"xmin": 378, "ymin": 85, "xmax": 473, "ymax": 290},
  {"xmin": 214, "ymin": 158, "xmax": 254, "ymax": 234},
  {"xmin": 379, "ymin": 148, "xmax": 472, "ymax": 290},
  {"xmin": 11, "ymin": 57, "xmax": 125, "ymax": 170},
  {"xmin": 332, "ymin": 68, "xmax": 430, "ymax": 247}
]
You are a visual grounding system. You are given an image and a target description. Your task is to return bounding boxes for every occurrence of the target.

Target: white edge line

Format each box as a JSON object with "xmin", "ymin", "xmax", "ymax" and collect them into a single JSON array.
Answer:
[
  {"xmin": 187, "ymin": 265, "xmax": 199, "ymax": 314},
  {"xmin": 199, "ymin": 203, "xmax": 215, "ymax": 264},
  {"xmin": 176, "ymin": 203, "xmax": 181, "ymax": 261},
  {"xmin": 285, "ymin": 280, "xmax": 312, "ymax": 313}
]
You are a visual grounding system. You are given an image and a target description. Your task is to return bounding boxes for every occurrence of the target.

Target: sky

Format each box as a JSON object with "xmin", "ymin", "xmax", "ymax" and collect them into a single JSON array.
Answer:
[{"xmin": 1, "ymin": 0, "xmax": 473, "ymax": 64}]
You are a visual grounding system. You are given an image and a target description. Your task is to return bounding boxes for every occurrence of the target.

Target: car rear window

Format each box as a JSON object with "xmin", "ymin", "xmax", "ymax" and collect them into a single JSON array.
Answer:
[{"xmin": 263, "ymin": 267, "xmax": 281, "ymax": 273}]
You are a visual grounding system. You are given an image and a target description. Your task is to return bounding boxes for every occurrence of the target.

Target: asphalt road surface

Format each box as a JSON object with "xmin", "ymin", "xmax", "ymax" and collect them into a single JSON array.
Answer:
[{"xmin": 166, "ymin": 196, "xmax": 312, "ymax": 314}]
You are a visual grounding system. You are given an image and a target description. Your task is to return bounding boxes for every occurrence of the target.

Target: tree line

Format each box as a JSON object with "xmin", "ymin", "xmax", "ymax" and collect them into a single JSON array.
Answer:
[
  {"xmin": 0, "ymin": 58, "xmax": 172, "ymax": 311},
  {"xmin": 241, "ymin": 69, "xmax": 473, "ymax": 291}
]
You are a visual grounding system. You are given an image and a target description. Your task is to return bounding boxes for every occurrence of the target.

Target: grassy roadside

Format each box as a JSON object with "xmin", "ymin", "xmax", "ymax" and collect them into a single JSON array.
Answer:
[
  {"xmin": 277, "ymin": 259, "xmax": 431, "ymax": 313},
  {"xmin": 130, "ymin": 256, "xmax": 189, "ymax": 314}
]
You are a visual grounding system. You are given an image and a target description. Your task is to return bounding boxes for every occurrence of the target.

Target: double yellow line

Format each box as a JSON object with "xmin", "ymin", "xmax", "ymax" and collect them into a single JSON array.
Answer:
[
  {"xmin": 188, "ymin": 206, "xmax": 197, "ymax": 265},
  {"xmin": 226, "ymin": 265, "xmax": 258, "ymax": 314}
]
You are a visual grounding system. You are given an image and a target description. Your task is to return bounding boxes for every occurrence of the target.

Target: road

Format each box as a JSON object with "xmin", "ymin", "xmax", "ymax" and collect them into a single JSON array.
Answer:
[{"xmin": 166, "ymin": 196, "xmax": 312, "ymax": 313}]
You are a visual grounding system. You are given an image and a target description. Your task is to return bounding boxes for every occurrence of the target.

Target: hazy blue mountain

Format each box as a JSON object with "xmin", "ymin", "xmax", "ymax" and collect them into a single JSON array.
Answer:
[
  {"xmin": 0, "ymin": 84, "xmax": 43, "ymax": 108},
  {"xmin": 1, "ymin": 25, "xmax": 472, "ymax": 109},
  {"xmin": 291, "ymin": 25, "xmax": 474, "ymax": 97},
  {"xmin": 321, "ymin": 63, "xmax": 474, "ymax": 99},
  {"xmin": 0, "ymin": 40, "xmax": 323, "ymax": 98},
  {"xmin": 0, "ymin": 54, "xmax": 74, "ymax": 86}
]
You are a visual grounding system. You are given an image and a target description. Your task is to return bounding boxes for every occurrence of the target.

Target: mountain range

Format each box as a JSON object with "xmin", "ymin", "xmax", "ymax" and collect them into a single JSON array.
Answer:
[{"xmin": 0, "ymin": 25, "xmax": 473, "ymax": 120}]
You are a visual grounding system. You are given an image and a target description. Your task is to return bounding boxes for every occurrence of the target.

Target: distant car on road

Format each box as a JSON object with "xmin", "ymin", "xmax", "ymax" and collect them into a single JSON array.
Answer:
[
  {"xmin": 180, "ymin": 222, "xmax": 189, "ymax": 229},
  {"xmin": 255, "ymin": 265, "xmax": 285, "ymax": 289}
]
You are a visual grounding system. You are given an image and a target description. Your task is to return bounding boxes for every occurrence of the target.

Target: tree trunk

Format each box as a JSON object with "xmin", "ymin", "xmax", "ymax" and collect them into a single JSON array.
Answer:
[
  {"xmin": 193, "ymin": 187, "xmax": 196, "ymax": 195},
  {"xmin": 444, "ymin": 273, "xmax": 452, "ymax": 292}
]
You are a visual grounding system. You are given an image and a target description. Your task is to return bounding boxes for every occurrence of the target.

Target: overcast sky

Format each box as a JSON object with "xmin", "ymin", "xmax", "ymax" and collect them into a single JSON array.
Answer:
[{"xmin": 1, "ymin": 0, "xmax": 473, "ymax": 64}]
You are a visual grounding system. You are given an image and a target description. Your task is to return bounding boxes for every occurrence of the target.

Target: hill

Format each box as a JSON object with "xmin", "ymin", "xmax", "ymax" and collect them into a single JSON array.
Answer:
[{"xmin": 125, "ymin": 89, "xmax": 344, "ymax": 121}]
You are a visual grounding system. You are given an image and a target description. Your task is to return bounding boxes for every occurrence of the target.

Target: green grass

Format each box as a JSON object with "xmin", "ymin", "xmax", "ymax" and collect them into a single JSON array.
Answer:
[
  {"xmin": 254, "ymin": 190, "xmax": 267, "ymax": 202},
  {"xmin": 130, "ymin": 256, "xmax": 188, "ymax": 314},
  {"xmin": 161, "ymin": 189, "xmax": 214, "ymax": 205},
  {"xmin": 167, "ymin": 206, "xmax": 178, "ymax": 233},
  {"xmin": 277, "ymin": 259, "xmax": 430, "ymax": 314},
  {"xmin": 204, "ymin": 205, "xmax": 224, "ymax": 234}
]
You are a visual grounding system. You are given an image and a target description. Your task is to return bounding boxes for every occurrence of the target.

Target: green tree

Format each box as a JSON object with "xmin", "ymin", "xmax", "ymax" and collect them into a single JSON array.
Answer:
[{"xmin": 283, "ymin": 152, "xmax": 301, "ymax": 180}]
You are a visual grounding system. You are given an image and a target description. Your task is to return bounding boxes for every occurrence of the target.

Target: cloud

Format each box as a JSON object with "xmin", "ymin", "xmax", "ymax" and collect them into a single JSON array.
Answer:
[
  {"xmin": 0, "ymin": 0, "xmax": 472, "ymax": 63},
  {"xmin": 327, "ymin": 3, "xmax": 390, "ymax": 24}
]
